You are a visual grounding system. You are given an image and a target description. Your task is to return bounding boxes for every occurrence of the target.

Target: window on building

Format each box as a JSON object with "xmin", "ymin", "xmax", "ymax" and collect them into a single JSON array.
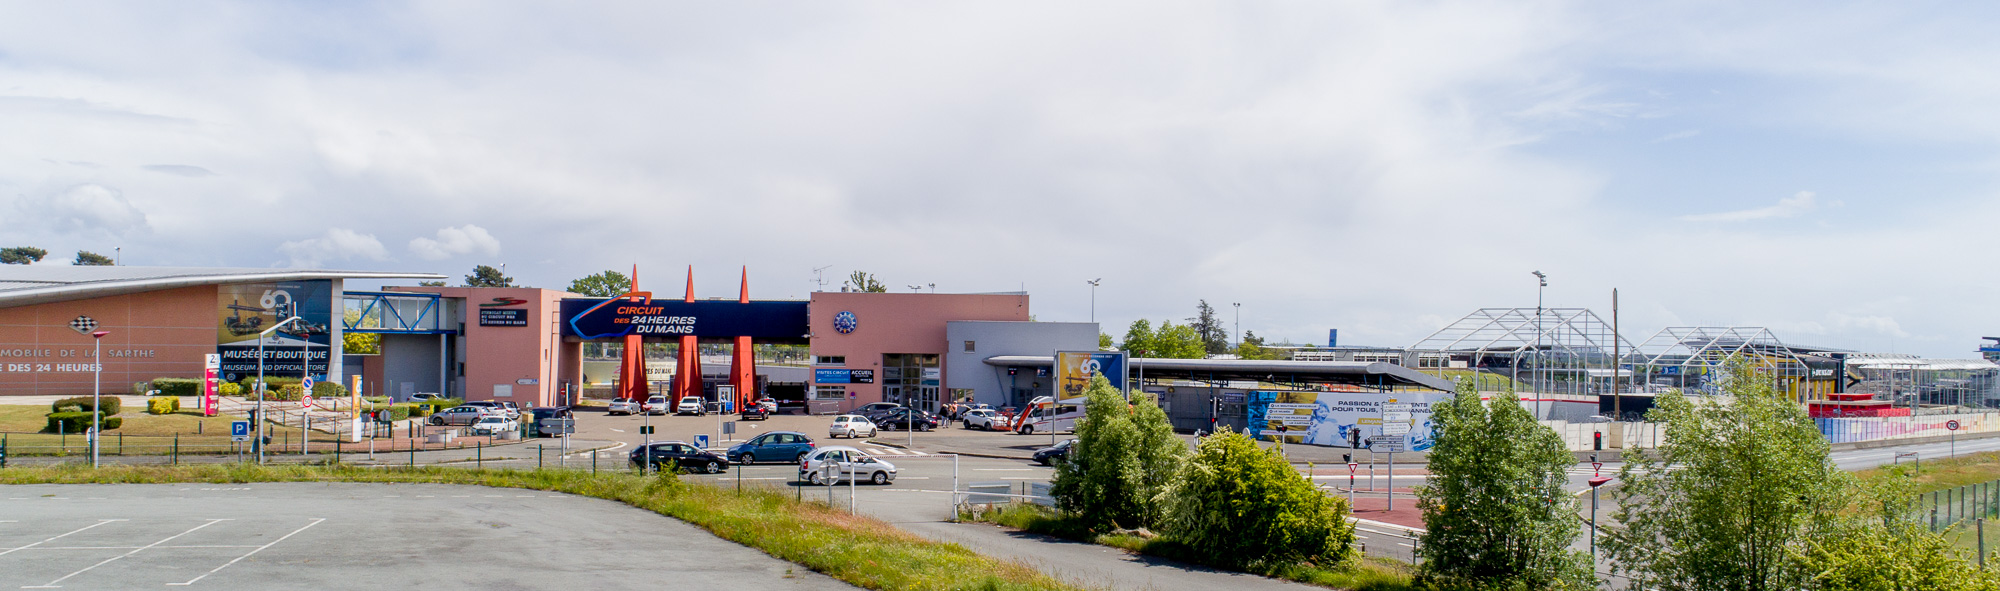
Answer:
[
  {"xmin": 964, "ymin": 341, "xmax": 976, "ymax": 352},
  {"xmin": 814, "ymin": 386, "xmax": 846, "ymax": 400},
  {"xmin": 815, "ymin": 355, "xmax": 845, "ymax": 366}
]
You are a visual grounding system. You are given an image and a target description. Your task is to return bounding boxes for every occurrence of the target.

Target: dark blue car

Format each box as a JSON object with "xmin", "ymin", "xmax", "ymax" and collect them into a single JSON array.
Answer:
[{"xmin": 726, "ymin": 431, "xmax": 816, "ymax": 464}]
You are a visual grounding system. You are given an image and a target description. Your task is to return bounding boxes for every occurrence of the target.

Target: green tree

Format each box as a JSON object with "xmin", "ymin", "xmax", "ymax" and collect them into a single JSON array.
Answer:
[
  {"xmin": 1234, "ymin": 331, "xmax": 1284, "ymax": 360},
  {"xmin": 1121, "ymin": 319, "xmax": 1156, "ymax": 356},
  {"xmin": 417, "ymin": 280, "xmax": 446, "ymax": 287},
  {"xmin": 568, "ymin": 270, "xmax": 631, "ymax": 297},
  {"xmin": 0, "ymin": 246, "xmax": 46, "ymax": 264},
  {"xmin": 1050, "ymin": 374, "xmax": 1144, "ymax": 531},
  {"xmin": 1162, "ymin": 427, "xmax": 1355, "ymax": 569},
  {"xmin": 341, "ymin": 310, "xmax": 380, "ymax": 355},
  {"xmin": 464, "ymin": 265, "xmax": 513, "ymax": 287},
  {"xmin": 1128, "ymin": 391, "xmax": 1186, "ymax": 528},
  {"xmin": 1416, "ymin": 380, "xmax": 1591, "ymax": 590},
  {"xmin": 1796, "ymin": 467, "xmax": 1999, "ymax": 590},
  {"xmin": 1189, "ymin": 300, "xmax": 1228, "ymax": 355},
  {"xmin": 1098, "ymin": 332, "xmax": 1114, "ymax": 350},
  {"xmin": 846, "ymin": 271, "xmax": 887, "ymax": 292},
  {"xmin": 1152, "ymin": 321, "xmax": 1206, "ymax": 359},
  {"xmin": 72, "ymin": 250, "xmax": 114, "ymax": 266},
  {"xmin": 1603, "ymin": 363, "xmax": 1848, "ymax": 591}
]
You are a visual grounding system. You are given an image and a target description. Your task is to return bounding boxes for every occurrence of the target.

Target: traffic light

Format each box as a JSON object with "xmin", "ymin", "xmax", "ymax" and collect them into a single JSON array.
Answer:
[
  {"xmin": 1349, "ymin": 428, "xmax": 1361, "ymax": 449},
  {"xmin": 1342, "ymin": 453, "xmax": 1352, "ymax": 463},
  {"xmin": 1593, "ymin": 431, "xmax": 1604, "ymax": 451}
]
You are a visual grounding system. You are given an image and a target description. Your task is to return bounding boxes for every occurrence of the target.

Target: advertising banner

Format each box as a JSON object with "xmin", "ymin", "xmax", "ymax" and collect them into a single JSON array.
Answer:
[
  {"xmin": 202, "ymin": 354, "xmax": 220, "ymax": 417},
  {"xmin": 1055, "ymin": 351, "xmax": 1127, "ymax": 399},
  {"xmin": 561, "ymin": 296, "xmax": 810, "ymax": 341},
  {"xmin": 1246, "ymin": 391, "xmax": 1451, "ymax": 452},
  {"xmin": 814, "ymin": 369, "xmax": 876, "ymax": 385},
  {"xmin": 216, "ymin": 280, "xmax": 333, "ymax": 381},
  {"xmin": 478, "ymin": 309, "xmax": 528, "ymax": 327}
]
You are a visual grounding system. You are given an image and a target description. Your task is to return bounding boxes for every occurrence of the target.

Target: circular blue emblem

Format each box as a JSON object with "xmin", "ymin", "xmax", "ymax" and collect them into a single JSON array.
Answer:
[{"xmin": 833, "ymin": 311, "xmax": 858, "ymax": 335}]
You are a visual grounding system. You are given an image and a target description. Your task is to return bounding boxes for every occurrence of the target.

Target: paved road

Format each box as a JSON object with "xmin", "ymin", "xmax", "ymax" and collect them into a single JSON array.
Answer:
[{"xmin": 0, "ymin": 482, "xmax": 853, "ymax": 591}]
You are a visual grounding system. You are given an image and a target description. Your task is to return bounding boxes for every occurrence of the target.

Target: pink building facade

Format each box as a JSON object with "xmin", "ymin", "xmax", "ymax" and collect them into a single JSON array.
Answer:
[{"xmin": 806, "ymin": 292, "xmax": 1030, "ymax": 413}]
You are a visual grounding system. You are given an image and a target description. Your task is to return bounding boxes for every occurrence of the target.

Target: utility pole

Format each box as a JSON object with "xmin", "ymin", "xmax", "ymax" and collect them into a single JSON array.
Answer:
[
  {"xmin": 1612, "ymin": 288, "xmax": 1621, "ymax": 419},
  {"xmin": 90, "ymin": 329, "xmax": 109, "ymax": 468},
  {"xmin": 1532, "ymin": 271, "xmax": 1547, "ymax": 420},
  {"xmin": 1086, "ymin": 279, "xmax": 1101, "ymax": 323},
  {"xmin": 1232, "ymin": 302, "xmax": 1241, "ymax": 352}
]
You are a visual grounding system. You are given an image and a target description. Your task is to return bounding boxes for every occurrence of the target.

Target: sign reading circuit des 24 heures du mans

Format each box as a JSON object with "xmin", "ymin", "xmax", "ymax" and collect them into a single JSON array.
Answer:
[{"xmin": 560, "ymin": 296, "xmax": 809, "ymax": 341}]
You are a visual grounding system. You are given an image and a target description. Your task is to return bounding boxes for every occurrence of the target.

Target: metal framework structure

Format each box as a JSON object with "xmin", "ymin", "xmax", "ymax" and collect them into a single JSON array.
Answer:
[
  {"xmin": 1630, "ymin": 327, "xmax": 1828, "ymax": 398},
  {"xmin": 1408, "ymin": 308, "xmax": 1635, "ymax": 398},
  {"xmin": 342, "ymin": 291, "xmax": 450, "ymax": 334},
  {"xmin": 1842, "ymin": 354, "xmax": 1999, "ymax": 411}
]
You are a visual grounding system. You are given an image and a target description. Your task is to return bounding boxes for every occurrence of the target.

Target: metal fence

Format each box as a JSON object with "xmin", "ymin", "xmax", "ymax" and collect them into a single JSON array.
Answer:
[{"xmin": 1920, "ymin": 477, "xmax": 2000, "ymax": 533}]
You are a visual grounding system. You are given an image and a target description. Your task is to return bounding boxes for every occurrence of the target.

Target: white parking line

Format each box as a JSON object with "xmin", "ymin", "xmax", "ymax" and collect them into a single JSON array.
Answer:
[
  {"xmin": 168, "ymin": 518, "xmax": 324, "ymax": 587},
  {"xmin": 27, "ymin": 519, "xmax": 227, "ymax": 588},
  {"xmin": 0, "ymin": 520, "xmax": 121, "ymax": 557}
]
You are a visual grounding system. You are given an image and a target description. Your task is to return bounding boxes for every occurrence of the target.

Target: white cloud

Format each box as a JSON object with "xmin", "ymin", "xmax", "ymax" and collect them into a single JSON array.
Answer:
[
  {"xmin": 1677, "ymin": 191, "xmax": 1818, "ymax": 223},
  {"xmin": 278, "ymin": 228, "xmax": 387, "ymax": 267},
  {"xmin": 408, "ymin": 224, "xmax": 500, "ymax": 260},
  {"xmin": 18, "ymin": 183, "xmax": 151, "ymax": 236}
]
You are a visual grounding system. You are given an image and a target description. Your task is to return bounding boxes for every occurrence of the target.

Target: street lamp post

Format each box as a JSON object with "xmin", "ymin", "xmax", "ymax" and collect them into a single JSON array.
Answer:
[
  {"xmin": 90, "ymin": 330, "xmax": 109, "ymax": 468},
  {"xmin": 256, "ymin": 316, "xmax": 305, "ymax": 465},
  {"xmin": 1086, "ymin": 279, "xmax": 1101, "ymax": 323},
  {"xmin": 1532, "ymin": 271, "xmax": 1547, "ymax": 420},
  {"xmin": 1232, "ymin": 302, "xmax": 1241, "ymax": 352}
]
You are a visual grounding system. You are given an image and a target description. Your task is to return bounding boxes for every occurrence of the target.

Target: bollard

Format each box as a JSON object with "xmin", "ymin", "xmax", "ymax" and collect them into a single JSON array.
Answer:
[
  {"xmin": 118, "ymin": 431, "xmax": 124, "ymax": 455},
  {"xmin": 1980, "ymin": 518, "xmax": 1987, "ymax": 570},
  {"xmin": 592, "ymin": 450, "xmax": 597, "ymax": 474},
  {"xmin": 335, "ymin": 438, "xmax": 341, "ymax": 465},
  {"xmin": 173, "ymin": 435, "xmax": 179, "ymax": 465},
  {"xmin": 476, "ymin": 441, "xmax": 483, "ymax": 468},
  {"xmin": 409, "ymin": 445, "xmax": 415, "ymax": 467},
  {"xmin": 539, "ymin": 444, "xmax": 544, "ymax": 468}
]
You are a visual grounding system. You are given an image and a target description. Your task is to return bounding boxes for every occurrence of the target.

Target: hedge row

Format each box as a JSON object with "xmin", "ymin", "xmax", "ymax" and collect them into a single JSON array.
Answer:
[
  {"xmin": 150, "ymin": 378, "xmax": 202, "ymax": 397},
  {"xmin": 146, "ymin": 397, "xmax": 181, "ymax": 414},
  {"xmin": 50, "ymin": 396, "xmax": 121, "ymax": 415},
  {"xmin": 45, "ymin": 412, "xmax": 121, "ymax": 433}
]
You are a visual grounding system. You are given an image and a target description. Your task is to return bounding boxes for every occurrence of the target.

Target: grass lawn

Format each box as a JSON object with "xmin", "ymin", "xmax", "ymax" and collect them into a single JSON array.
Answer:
[
  {"xmin": 0, "ymin": 404, "xmax": 355, "ymax": 455},
  {"xmin": 0, "ymin": 464, "xmax": 1083, "ymax": 591},
  {"xmin": 1854, "ymin": 450, "xmax": 2000, "ymax": 494},
  {"xmin": 967, "ymin": 503, "xmax": 1413, "ymax": 591}
]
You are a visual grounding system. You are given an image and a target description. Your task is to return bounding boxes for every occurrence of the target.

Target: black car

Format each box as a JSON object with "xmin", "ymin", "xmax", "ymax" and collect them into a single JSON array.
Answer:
[
  {"xmin": 530, "ymin": 406, "xmax": 574, "ymax": 438},
  {"xmin": 866, "ymin": 408, "xmax": 941, "ymax": 431},
  {"xmin": 628, "ymin": 441, "xmax": 730, "ymax": 474},
  {"xmin": 740, "ymin": 405, "xmax": 770, "ymax": 421},
  {"xmin": 1033, "ymin": 439, "xmax": 1076, "ymax": 466}
]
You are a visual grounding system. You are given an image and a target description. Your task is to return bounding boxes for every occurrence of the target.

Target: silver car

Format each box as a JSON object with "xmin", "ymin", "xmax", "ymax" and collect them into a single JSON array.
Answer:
[
  {"xmin": 428, "ymin": 405, "xmax": 498, "ymax": 426},
  {"xmin": 799, "ymin": 446, "xmax": 896, "ymax": 485}
]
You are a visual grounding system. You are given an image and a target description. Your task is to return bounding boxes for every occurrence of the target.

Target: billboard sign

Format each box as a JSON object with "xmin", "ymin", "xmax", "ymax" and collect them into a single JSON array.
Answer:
[
  {"xmin": 560, "ymin": 296, "xmax": 809, "ymax": 341},
  {"xmin": 216, "ymin": 280, "xmax": 333, "ymax": 381},
  {"xmin": 478, "ymin": 309, "xmax": 529, "ymax": 327},
  {"xmin": 202, "ymin": 354, "xmax": 220, "ymax": 417},
  {"xmin": 1055, "ymin": 351, "xmax": 1127, "ymax": 398},
  {"xmin": 814, "ymin": 369, "xmax": 876, "ymax": 385},
  {"xmin": 1247, "ymin": 391, "xmax": 1451, "ymax": 451}
]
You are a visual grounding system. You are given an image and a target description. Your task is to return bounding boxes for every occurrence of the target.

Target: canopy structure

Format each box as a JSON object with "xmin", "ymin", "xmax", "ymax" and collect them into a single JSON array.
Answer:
[
  {"xmin": 1407, "ymin": 307, "xmax": 1635, "ymax": 398},
  {"xmin": 981, "ymin": 356, "xmax": 1454, "ymax": 392}
]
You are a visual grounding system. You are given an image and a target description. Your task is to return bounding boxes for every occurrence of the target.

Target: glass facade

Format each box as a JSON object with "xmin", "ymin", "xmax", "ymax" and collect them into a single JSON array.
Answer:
[{"xmin": 881, "ymin": 353, "xmax": 941, "ymax": 412}]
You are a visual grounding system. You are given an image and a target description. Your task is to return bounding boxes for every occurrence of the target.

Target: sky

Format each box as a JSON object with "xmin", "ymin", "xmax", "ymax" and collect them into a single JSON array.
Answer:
[{"xmin": 2, "ymin": 1, "xmax": 1997, "ymax": 358}]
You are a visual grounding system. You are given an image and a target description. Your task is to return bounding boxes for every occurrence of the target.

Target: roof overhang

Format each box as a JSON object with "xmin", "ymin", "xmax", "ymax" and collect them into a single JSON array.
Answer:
[
  {"xmin": 981, "ymin": 355, "xmax": 1456, "ymax": 392},
  {"xmin": 0, "ymin": 266, "xmax": 447, "ymax": 308}
]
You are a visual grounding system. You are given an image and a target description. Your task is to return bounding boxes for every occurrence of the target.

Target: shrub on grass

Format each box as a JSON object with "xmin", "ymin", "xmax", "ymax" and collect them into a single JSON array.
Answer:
[
  {"xmin": 1162, "ymin": 427, "xmax": 1355, "ymax": 570},
  {"xmin": 363, "ymin": 396, "xmax": 391, "ymax": 404},
  {"xmin": 150, "ymin": 377, "xmax": 203, "ymax": 397},
  {"xmin": 51, "ymin": 396, "xmax": 120, "ymax": 415},
  {"xmin": 1049, "ymin": 374, "xmax": 1187, "ymax": 532},
  {"xmin": 146, "ymin": 397, "xmax": 181, "ymax": 414},
  {"xmin": 311, "ymin": 381, "xmax": 348, "ymax": 399},
  {"xmin": 46, "ymin": 412, "xmax": 120, "ymax": 433},
  {"xmin": 131, "ymin": 381, "xmax": 150, "ymax": 395},
  {"xmin": 219, "ymin": 382, "xmax": 243, "ymax": 397},
  {"xmin": 381, "ymin": 405, "xmax": 412, "ymax": 421}
]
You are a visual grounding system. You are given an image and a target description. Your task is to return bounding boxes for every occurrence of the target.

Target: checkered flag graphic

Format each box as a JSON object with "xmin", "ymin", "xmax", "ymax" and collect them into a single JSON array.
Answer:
[{"xmin": 69, "ymin": 315, "xmax": 98, "ymax": 335}]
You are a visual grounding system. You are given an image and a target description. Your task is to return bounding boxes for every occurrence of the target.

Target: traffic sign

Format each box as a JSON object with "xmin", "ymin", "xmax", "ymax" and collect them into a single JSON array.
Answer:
[
  {"xmin": 1367, "ymin": 435, "xmax": 1407, "ymax": 453},
  {"xmin": 694, "ymin": 435, "xmax": 710, "ymax": 449},
  {"xmin": 1347, "ymin": 462, "xmax": 1358, "ymax": 473},
  {"xmin": 1381, "ymin": 421, "xmax": 1412, "ymax": 436},
  {"xmin": 231, "ymin": 421, "xmax": 251, "ymax": 442},
  {"xmin": 1381, "ymin": 403, "xmax": 1412, "ymax": 414},
  {"xmin": 1947, "ymin": 420, "xmax": 1961, "ymax": 431}
]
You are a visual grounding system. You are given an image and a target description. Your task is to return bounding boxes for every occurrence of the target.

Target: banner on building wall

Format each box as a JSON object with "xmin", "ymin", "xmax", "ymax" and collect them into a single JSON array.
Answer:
[
  {"xmin": 1055, "ymin": 351, "xmax": 1127, "ymax": 399},
  {"xmin": 560, "ymin": 297, "xmax": 809, "ymax": 341},
  {"xmin": 216, "ymin": 280, "xmax": 333, "ymax": 381},
  {"xmin": 1246, "ymin": 391, "xmax": 1451, "ymax": 452}
]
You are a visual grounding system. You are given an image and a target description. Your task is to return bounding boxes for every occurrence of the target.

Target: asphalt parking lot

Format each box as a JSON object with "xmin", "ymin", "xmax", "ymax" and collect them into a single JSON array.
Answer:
[{"xmin": 0, "ymin": 482, "xmax": 854, "ymax": 590}]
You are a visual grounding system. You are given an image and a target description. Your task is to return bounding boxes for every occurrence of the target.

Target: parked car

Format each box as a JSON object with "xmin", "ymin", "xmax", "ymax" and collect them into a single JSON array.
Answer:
[
  {"xmin": 740, "ymin": 404, "xmax": 769, "ymax": 421},
  {"xmin": 854, "ymin": 402, "xmax": 902, "ymax": 415},
  {"xmin": 643, "ymin": 395, "xmax": 670, "ymax": 415},
  {"xmin": 409, "ymin": 392, "xmax": 446, "ymax": 402},
  {"xmin": 726, "ymin": 431, "xmax": 816, "ymax": 464},
  {"xmin": 531, "ymin": 407, "xmax": 573, "ymax": 437},
  {"xmin": 961, "ymin": 408, "xmax": 1004, "ymax": 431},
  {"xmin": 828, "ymin": 415, "xmax": 878, "ymax": 439},
  {"xmin": 629, "ymin": 441, "xmax": 729, "ymax": 474},
  {"xmin": 428, "ymin": 405, "xmax": 497, "ymax": 426},
  {"xmin": 607, "ymin": 398, "xmax": 639, "ymax": 415},
  {"xmin": 756, "ymin": 398, "xmax": 778, "ymax": 413},
  {"xmin": 675, "ymin": 396, "xmax": 707, "ymax": 416},
  {"xmin": 469, "ymin": 415, "xmax": 519, "ymax": 436},
  {"xmin": 1033, "ymin": 439, "xmax": 1076, "ymax": 466},
  {"xmin": 867, "ymin": 408, "xmax": 941, "ymax": 431},
  {"xmin": 798, "ymin": 446, "xmax": 897, "ymax": 485},
  {"xmin": 461, "ymin": 400, "xmax": 519, "ymax": 419}
]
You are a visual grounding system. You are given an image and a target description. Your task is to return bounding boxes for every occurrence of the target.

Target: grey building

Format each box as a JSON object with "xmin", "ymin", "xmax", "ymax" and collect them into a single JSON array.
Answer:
[{"xmin": 944, "ymin": 321, "xmax": 1098, "ymax": 409}]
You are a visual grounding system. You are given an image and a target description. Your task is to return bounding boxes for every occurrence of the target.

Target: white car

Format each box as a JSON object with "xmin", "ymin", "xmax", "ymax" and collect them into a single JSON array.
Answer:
[
  {"xmin": 676, "ymin": 396, "xmax": 706, "ymax": 416},
  {"xmin": 607, "ymin": 399, "xmax": 639, "ymax": 415},
  {"xmin": 962, "ymin": 408, "xmax": 1004, "ymax": 431},
  {"xmin": 468, "ymin": 416, "xmax": 518, "ymax": 436},
  {"xmin": 798, "ymin": 446, "xmax": 897, "ymax": 485},
  {"xmin": 756, "ymin": 398, "xmax": 778, "ymax": 413},
  {"xmin": 644, "ymin": 395, "xmax": 670, "ymax": 415},
  {"xmin": 828, "ymin": 415, "xmax": 877, "ymax": 439}
]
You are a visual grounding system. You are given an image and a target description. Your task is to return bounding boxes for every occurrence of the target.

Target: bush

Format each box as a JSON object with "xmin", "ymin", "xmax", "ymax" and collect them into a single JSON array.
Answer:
[
  {"xmin": 219, "ymin": 382, "xmax": 243, "ymax": 397},
  {"xmin": 146, "ymin": 398, "xmax": 181, "ymax": 415},
  {"xmin": 418, "ymin": 399, "xmax": 462, "ymax": 414},
  {"xmin": 311, "ymin": 381, "xmax": 348, "ymax": 399},
  {"xmin": 1163, "ymin": 427, "xmax": 1355, "ymax": 569},
  {"xmin": 150, "ymin": 378, "xmax": 202, "ymax": 397},
  {"xmin": 1050, "ymin": 374, "xmax": 1186, "ymax": 532},
  {"xmin": 50, "ymin": 396, "xmax": 120, "ymax": 416},
  {"xmin": 380, "ymin": 404, "xmax": 413, "ymax": 422},
  {"xmin": 405, "ymin": 403, "xmax": 435, "ymax": 418},
  {"xmin": 45, "ymin": 412, "xmax": 120, "ymax": 433},
  {"xmin": 131, "ymin": 381, "xmax": 150, "ymax": 396},
  {"xmin": 269, "ymin": 384, "xmax": 305, "ymax": 401},
  {"xmin": 363, "ymin": 396, "xmax": 391, "ymax": 404},
  {"xmin": 238, "ymin": 376, "xmax": 302, "ymax": 392}
]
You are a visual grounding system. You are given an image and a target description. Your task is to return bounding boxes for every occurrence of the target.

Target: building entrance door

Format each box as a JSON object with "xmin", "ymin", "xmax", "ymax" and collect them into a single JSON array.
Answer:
[{"xmin": 916, "ymin": 385, "xmax": 938, "ymax": 414}]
